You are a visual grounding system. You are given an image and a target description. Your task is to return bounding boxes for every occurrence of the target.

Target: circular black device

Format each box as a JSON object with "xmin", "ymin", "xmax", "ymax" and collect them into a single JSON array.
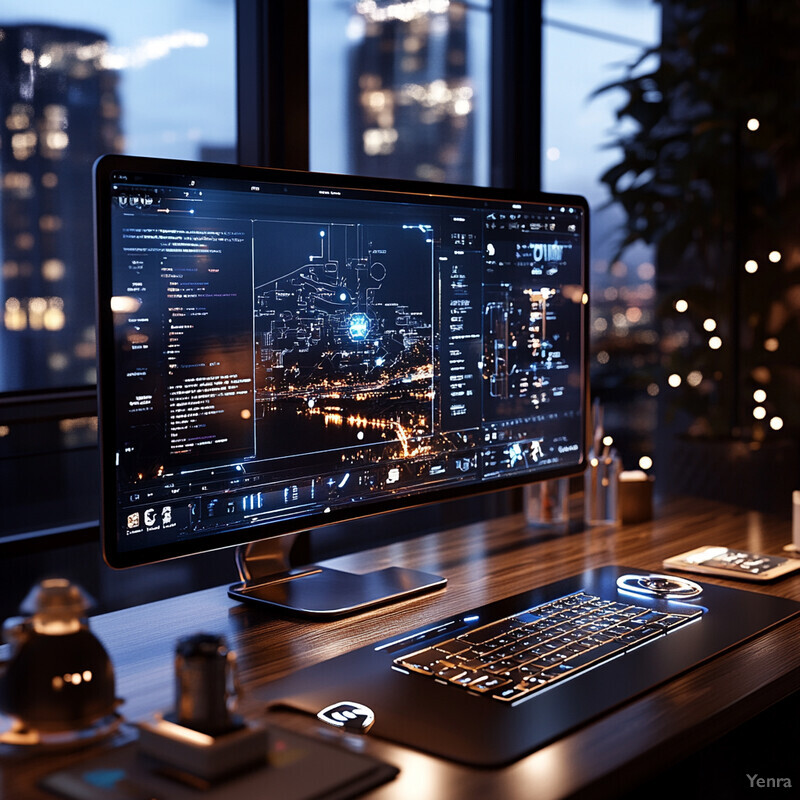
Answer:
[{"xmin": 616, "ymin": 572, "xmax": 703, "ymax": 599}]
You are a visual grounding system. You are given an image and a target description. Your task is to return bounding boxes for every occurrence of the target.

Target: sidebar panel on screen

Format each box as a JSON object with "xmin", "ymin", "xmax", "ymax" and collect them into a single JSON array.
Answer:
[{"xmin": 110, "ymin": 185, "xmax": 255, "ymax": 545}]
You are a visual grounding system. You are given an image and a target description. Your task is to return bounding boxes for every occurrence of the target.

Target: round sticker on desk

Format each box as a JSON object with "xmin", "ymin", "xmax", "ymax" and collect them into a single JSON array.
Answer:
[{"xmin": 317, "ymin": 701, "xmax": 375, "ymax": 734}]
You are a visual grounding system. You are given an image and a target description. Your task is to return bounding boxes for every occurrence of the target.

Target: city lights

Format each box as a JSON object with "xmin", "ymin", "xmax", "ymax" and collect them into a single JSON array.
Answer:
[
  {"xmin": 770, "ymin": 417, "xmax": 784, "ymax": 431},
  {"xmin": 768, "ymin": 250, "xmax": 781, "ymax": 263},
  {"xmin": 42, "ymin": 258, "xmax": 65, "ymax": 281},
  {"xmin": 3, "ymin": 171, "xmax": 32, "ymax": 190},
  {"xmin": 687, "ymin": 370, "xmax": 703, "ymax": 387},
  {"xmin": 675, "ymin": 298, "xmax": 688, "ymax": 312},
  {"xmin": 708, "ymin": 336, "xmax": 722, "ymax": 350},
  {"xmin": 363, "ymin": 127, "xmax": 399, "ymax": 156},
  {"xmin": 668, "ymin": 373, "xmax": 681, "ymax": 388},
  {"xmin": 753, "ymin": 406, "xmax": 766, "ymax": 420},
  {"xmin": 703, "ymin": 318, "xmax": 716, "ymax": 332},
  {"xmin": 746, "ymin": 118, "xmax": 760, "ymax": 131},
  {"xmin": 43, "ymin": 298, "xmax": 65, "ymax": 331},
  {"xmin": 639, "ymin": 455, "xmax": 653, "ymax": 470},
  {"xmin": 753, "ymin": 389, "xmax": 767, "ymax": 403},
  {"xmin": 745, "ymin": 259, "xmax": 759, "ymax": 273},
  {"xmin": 637, "ymin": 262, "xmax": 656, "ymax": 280},
  {"xmin": 356, "ymin": 0, "xmax": 451, "ymax": 24},
  {"xmin": 4, "ymin": 298, "xmax": 26, "ymax": 331}
]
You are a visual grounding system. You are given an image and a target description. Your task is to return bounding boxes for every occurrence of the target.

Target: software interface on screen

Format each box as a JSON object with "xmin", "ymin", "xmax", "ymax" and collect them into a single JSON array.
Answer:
[{"xmin": 102, "ymin": 163, "xmax": 586, "ymax": 560}]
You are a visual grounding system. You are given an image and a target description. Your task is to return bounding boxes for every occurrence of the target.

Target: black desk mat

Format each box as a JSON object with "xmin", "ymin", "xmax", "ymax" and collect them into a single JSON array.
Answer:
[{"xmin": 257, "ymin": 566, "xmax": 800, "ymax": 766}]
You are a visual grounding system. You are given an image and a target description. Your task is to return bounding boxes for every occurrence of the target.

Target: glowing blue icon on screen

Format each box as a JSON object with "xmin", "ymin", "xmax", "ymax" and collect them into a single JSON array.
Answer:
[{"xmin": 349, "ymin": 313, "xmax": 370, "ymax": 341}]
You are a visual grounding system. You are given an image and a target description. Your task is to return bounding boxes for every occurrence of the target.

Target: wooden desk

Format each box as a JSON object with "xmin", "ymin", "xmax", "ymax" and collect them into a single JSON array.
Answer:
[{"xmin": 3, "ymin": 496, "xmax": 799, "ymax": 798}]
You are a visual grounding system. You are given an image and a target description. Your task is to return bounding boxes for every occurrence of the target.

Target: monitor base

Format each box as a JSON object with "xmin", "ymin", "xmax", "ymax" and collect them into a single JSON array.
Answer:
[{"xmin": 228, "ymin": 536, "xmax": 446, "ymax": 618}]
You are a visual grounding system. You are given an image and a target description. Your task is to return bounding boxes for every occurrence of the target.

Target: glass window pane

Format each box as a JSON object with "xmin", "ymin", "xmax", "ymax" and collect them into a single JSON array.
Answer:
[
  {"xmin": 0, "ymin": 1, "xmax": 236, "ymax": 393},
  {"xmin": 542, "ymin": 0, "xmax": 661, "ymax": 467},
  {"xmin": 310, "ymin": 0, "xmax": 491, "ymax": 185}
]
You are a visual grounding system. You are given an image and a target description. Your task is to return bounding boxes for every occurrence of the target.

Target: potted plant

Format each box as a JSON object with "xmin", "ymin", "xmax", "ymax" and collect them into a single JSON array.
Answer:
[{"xmin": 595, "ymin": 0, "xmax": 800, "ymax": 510}]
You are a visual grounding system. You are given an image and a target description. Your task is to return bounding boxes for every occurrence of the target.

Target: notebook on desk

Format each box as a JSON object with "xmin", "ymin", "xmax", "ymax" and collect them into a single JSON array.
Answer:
[{"xmin": 259, "ymin": 565, "xmax": 800, "ymax": 767}]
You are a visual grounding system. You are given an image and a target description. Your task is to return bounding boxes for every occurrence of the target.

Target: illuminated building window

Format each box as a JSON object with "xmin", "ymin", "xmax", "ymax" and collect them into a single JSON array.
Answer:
[
  {"xmin": 3, "ymin": 172, "xmax": 32, "ymax": 192},
  {"xmin": 14, "ymin": 232, "xmax": 35, "ymax": 250},
  {"xmin": 42, "ymin": 258, "xmax": 66, "ymax": 281},
  {"xmin": 42, "ymin": 131, "xmax": 70, "ymax": 156},
  {"xmin": 39, "ymin": 215, "xmax": 63, "ymax": 232},
  {"xmin": 2, "ymin": 261, "xmax": 19, "ymax": 278},
  {"xmin": 11, "ymin": 130, "xmax": 37, "ymax": 160},
  {"xmin": 5, "ymin": 103, "xmax": 32, "ymax": 130},
  {"xmin": 43, "ymin": 297, "xmax": 66, "ymax": 331},
  {"xmin": 27, "ymin": 296, "xmax": 48, "ymax": 330},
  {"xmin": 4, "ymin": 297, "xmax": 27, "ymax": 330}
]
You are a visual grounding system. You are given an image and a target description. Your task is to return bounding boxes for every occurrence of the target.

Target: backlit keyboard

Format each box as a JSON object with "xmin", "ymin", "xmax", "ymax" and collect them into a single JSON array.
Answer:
[{"xmin": 394, "ymin": 590, "xmax": 703, "ymax": 703}]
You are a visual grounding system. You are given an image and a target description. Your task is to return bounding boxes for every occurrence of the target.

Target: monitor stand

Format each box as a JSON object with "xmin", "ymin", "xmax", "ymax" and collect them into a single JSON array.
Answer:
[{"xmin": 227, "ymin": 533, "xmax": 446, "ymax": 618}]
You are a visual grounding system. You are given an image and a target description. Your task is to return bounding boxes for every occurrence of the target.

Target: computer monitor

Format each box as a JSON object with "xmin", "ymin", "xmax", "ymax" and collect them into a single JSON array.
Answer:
[{"xmin": 94, "ymin": 155, "xmax": 588, "ymax": 616}]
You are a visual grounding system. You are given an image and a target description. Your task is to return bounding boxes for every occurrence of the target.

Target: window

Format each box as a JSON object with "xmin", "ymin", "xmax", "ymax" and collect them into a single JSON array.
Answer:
[
  {"xmin": 0, "ymin": 1, "xmax": 236, "ymax": 394},
  {"xmin": 0, "ymin": 1, "xmax": 236, "ymax": 542},
  {"xmin": 542, "ymin": 0, "xmax": 661, "ymax": 468}
]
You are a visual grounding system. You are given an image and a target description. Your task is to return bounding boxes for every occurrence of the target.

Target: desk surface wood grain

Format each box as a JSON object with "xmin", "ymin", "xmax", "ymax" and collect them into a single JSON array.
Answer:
[{"xmin": 2, "ymin": 496, "xmax": 799, "ymax": 799}]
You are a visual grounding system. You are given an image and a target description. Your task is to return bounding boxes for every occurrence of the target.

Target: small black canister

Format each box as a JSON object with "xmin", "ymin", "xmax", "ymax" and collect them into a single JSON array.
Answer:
[{"xmin": 174, "ymin": 633, "xmax": 240, "ymax": 736}]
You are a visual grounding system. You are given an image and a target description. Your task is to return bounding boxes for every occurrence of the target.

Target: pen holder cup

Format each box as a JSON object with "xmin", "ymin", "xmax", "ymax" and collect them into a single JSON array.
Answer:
[
  {"xmin": 524, "ymin": 478, "xmax": 570, "ymax": 529},
  {"xmin": 584, "ymin": 455, "xmax": 621, "ymax": 525}
]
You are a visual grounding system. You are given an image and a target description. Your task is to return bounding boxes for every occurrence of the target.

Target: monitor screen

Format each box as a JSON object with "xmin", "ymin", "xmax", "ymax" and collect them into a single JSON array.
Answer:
[{"xmin": 95, "ymin": 156, "xmax": 588, "ymax": 570}]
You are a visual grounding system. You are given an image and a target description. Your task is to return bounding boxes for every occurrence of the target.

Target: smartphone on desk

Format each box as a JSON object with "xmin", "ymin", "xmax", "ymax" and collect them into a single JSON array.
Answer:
[{"xmin": 663, "ymin": 546, "xmax": 800, "ymax": 582}]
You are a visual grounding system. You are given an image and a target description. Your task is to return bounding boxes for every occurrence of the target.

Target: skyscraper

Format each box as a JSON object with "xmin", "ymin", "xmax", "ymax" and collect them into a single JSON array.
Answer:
[
  {"xmin": 0, "ymin": 24, "xmax": 122, "ymax": 391},
  {"xmin": 348, "ymin": 1, "xmax": 477, "ymax": 184}
]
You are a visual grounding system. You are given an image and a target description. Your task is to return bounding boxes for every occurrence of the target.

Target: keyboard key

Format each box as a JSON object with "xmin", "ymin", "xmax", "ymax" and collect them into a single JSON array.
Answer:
[
  {"xmin": 538, "ymin": 652, "xmax": 569, "ymax": 666},
  {"xmin": 515, "ymin": 611, "xmax": 544, "ymax": 625},
  {"xmin": 558, "ymin": 639, "xmax": 628, "ymax": 670},
  {"xmin": 460, "ymin": 657, "xmax": 493, "ymax": 671},
  {"xmin": 661, "ymin": 613, "xmax": 699, "ymax": 629},
  {"xmin": 435, "ymin": 639, "xmax": 470, "ymax": 656},
  {"xmin": 400, "ymin": 647, "xmax": 448, "ymax": 673},
  {"xmin": 619, "ymin": 625, "xmax": 662, "ymax": 645},
  {"xmin": 435, "ymin": 665, "xmax": 467, "ymax": 680},
  {"xmin": 457, "ymin": 619, "xmax": 519, "ymax": 645},
  {"xmin": 634, "ymin": 611, "xmax": 669, "ymax": 625},
  {"xmin": 541, "ymin": 662, "xmax": 579, "ymax": 679},
  {"xmin": 449, "ymin": 672, "xmax": 482, "ymax": 686},
  {"xmin": 513, "ymin": 664, "xmax": 548, "ymax": 680},
  {"xmin": 493, "ymin": 685, "xmax": 529, "ymax": 702},
  {"xmin": 469, "ymin": 675, "xmax": 511, "ymax": 693}
]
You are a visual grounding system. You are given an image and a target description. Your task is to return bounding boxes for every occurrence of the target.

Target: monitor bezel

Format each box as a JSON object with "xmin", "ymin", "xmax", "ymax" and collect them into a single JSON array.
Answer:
[{"xmin": 95, "ymin": 154, "xmax": 589, "ymax": 570}]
